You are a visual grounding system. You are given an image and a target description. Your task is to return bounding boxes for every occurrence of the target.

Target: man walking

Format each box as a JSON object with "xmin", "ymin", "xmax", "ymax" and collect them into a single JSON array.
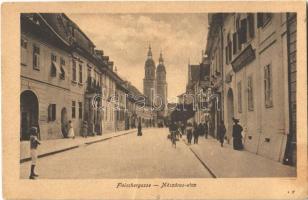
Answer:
[
  {"xmin": 219, "ymin": 120, "xmax": 226, "ymax": 147},
  {"xmin": 204, "ymin": 121, "xmax": 208, "ymax": 139}
]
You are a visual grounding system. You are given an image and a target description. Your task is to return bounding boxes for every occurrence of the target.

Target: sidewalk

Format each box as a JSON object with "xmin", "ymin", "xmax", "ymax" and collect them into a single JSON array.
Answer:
[
  {"xmin": 187, "ymin": 136, "xmax": 296, "ymax": 178},
  {"xmin": 20, "ymin": 128, "xmax": 137, "ymax": 163}
]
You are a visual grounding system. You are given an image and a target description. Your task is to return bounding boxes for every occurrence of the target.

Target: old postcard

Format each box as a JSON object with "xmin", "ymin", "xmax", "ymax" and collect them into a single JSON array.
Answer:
[{"xmin": 2, "ymin": 1, "xmax": 307, "ymax": 199}]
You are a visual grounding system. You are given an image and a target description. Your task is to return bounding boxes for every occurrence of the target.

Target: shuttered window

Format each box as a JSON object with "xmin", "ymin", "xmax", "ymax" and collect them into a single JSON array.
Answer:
[
  {"xmin": 48, "ymin": 104, "xmax": 56, "ymax": 121},
  {"xmin": 264, "ymin": 64, "xmax": 273, "ymax": 108},
  {"xmin": 79, "ymin": 64, "xmax": 83, "ymax": 83},
  {"xmin": 237, "ymin": 81, "xmax": 242, "ymax": 113},
  {"xmin": 233, "ymin": 32, "xmax": 237, "ymax": 55},
  {"xmin": 247, "ymin": 76, "xmax": 254, "ymax": 111},
  {"xmin": 60, "ymin": 57, "xmax": 65, "ymax": 80},
  {"xmin": 240, "ymin": 18, "xmax": 247, "ymax": 44},
  {"xmin": 33, "ymin": 44, "xmax": 40, "ymax": 70},
  {"xmin": 79, "ymin": 102, "xmax": 83, "ymax": 119},
  {"xmin": 248, "ymin": 13, "xmax": 255, "ymax": 38},
  {"xmin": 72, "ymin": 60, "xmax": 77, "ymax": 82},
  {"xmin": 72, "ymin": 101, "xmax": 76, "ymax": 118},
  {"xmin": 21, "ymin": 38, "xmax": 28, "ymax": 66}
]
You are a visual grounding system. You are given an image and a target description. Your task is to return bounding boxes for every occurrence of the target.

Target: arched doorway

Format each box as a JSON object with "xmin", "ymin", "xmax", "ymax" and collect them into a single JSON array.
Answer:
[
  {"xmin": 227, "ymin": 88, "xmax": 234, "ymax": 141},
  {"xmin": 20, "ymin": 90, "xmax": 39, "ymax": 140},
  {"xmin": 61, "ymin": 107, "xmax": 68, "ymax": 138}
]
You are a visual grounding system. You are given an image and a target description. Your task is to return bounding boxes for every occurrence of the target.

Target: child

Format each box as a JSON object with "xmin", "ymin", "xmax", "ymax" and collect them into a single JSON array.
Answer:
[
  {"xmin": 29, "ymin": 127, "xmax": 41, "ymax": 179},
  {"xmin": 68, "ymin": 120, "xmax": 75, "ymax": 139}
]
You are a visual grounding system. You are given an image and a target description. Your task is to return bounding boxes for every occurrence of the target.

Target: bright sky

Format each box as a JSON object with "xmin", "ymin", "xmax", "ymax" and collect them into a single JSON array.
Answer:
[{"xmin": 67, "ymin": 13, "xmax": 208, "ymax": 102}]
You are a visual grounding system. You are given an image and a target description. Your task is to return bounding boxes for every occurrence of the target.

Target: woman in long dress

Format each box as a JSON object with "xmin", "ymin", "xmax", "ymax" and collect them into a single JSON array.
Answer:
[
  {"xmin": 68, "ymin": 120, "xmax": 75, "ymax": 139},
  {"xmin": 232, "ymin": 118, "xmax": 243, "ymax": 150}
]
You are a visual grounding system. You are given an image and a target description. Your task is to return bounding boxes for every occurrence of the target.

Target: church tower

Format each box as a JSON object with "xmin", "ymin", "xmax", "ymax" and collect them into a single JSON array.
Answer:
[
  {"xmin": 143, "ymin": 45, "xmax": 156, "ymax": 105},
  {"xmin": 156, "ymin": 51, "xmax": 168, "ymax": 109}
]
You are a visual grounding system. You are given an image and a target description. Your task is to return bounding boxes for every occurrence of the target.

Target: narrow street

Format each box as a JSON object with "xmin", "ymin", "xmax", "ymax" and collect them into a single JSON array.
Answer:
[{"xmin": 20, "ymin": 128, "xmax": 213, "ymax": 179}]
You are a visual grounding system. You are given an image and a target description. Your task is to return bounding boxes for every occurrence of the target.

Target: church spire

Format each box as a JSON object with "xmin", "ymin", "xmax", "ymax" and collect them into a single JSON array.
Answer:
[
  {"xmin": 147, "ymin": 44, "xmax": 152, "ymax": 59},
  {"xmin": 159, "ymin": 50, "xmax": 164, "ymax": 64}
]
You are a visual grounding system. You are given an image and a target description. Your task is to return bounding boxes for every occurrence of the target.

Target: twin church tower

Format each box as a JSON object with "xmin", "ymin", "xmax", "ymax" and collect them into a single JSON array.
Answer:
[{"xmin": 143, "ymin": 45, "xmax": 168, "ymax": 109}]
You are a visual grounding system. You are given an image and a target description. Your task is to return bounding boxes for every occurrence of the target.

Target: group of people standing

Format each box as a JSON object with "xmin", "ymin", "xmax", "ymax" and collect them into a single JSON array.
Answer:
[{"xmin": 168, "ymin": 117, "xmax": 244, "ymax": 151}]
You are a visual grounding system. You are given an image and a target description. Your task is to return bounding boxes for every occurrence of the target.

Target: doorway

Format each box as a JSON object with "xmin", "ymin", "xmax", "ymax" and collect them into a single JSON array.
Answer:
[
  {"xmin": 20, "ymin": 90, "xmax": 39, "ymax": 140},
  {"xmin": 61, "ymin": 107, "xmax": 68, "ymax": 138}
]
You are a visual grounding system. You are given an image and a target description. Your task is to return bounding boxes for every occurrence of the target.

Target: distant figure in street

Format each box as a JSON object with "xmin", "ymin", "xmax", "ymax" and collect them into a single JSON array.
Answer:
[
  {"xmin": 194, "ymin": 123, "xmax": 201, "ymax": 144},
  {"xmin": 29, "ymin": 127, "xmax": 41, "ymax": 179},
  {"xmin": 169, "ymin": 121, "xmax": 178, "ymax": 148},
  {"xmin": 137, "ymin": 121, "xmax": 142, "ymax": 136},
  {"xmin": 186, "ymin": 122, "xmax": 193, "ymax": 145},
  {"xmin": 82, "ymin": 120, "xmax": 88, "ymax": 138},
  {"xmin": 68, "ymin": 120, "xmax": 75, "ymax": 139},
  {"xmin": 180, "ymin": 122, "xmax": 185, "ymax": 136},
  {"xmin": 232, "ymin": 118, "xmax": 243, "ymax": 150},
  {"xmin": 204, "ymin": 121, "xmax": 208, "ymax": 139},
  {"xmin": 219, "ymin": 120, "xmax": 226, "ymax": 147}
]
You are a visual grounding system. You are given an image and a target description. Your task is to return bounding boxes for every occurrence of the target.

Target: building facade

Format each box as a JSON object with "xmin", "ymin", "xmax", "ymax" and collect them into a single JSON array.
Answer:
[
  {"xmin": 20, "ymin": 13, "xmax": 150, "ymax": 141},
  {"xmin": 204, "ymin": 13, "xmax": 297, "ymax": 165}
]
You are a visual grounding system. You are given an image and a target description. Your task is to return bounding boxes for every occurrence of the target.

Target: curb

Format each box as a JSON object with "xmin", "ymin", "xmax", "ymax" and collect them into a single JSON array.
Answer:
[
  {"xmin": 20, "ymin": 130, "xmax": 136, "ymax": 164},
  {"xmin": 181, "ymin": 138, "xmax": 217, "ymax": 178}
]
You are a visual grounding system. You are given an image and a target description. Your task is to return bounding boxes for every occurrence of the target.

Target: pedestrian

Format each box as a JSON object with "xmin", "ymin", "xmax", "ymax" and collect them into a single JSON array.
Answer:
[
  {"xmin": 82, "ymin": 120, "xmax": 88, "ymax": 138},
  {"xmin": 186, "ymin": 122, "xmax": 193, "ymax": 145},
  {"xmin": 194, "ymin": 123, "xmax": 201, "ymax": 144},
  {"xmin": 68, "ymin": 120, "xmax": 75, "ymax": 139},
  {"xmin": 137, "ymin": 120, "xmax": 142, "ymax": 136},
  {"xmin": 204, "ymin": 121, "xmax": 208, "ymax": 139},
  {"xmin": 219, "ymin": 120, "xmax": 226, "ymax": 147},
  {"xmin": 232, "ymin": 117, "xmax": 244, "ymax": 150},
  {"xmin": 169, "ymin": 121, "xmax": 178, "ymax": 148},
  {"xmin": 29, "ymin": 127, "xmax": 41, "ymax": 179},
  {"xmin": 180, "ymin": 122, "xmax": 185, "ymax": 136}
]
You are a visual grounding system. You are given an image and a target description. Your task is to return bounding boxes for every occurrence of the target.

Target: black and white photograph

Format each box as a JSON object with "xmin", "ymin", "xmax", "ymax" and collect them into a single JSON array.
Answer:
[
  {"xmin": 2, "ymin": 1, "xmax": 307, "ymax": 199},
  {"xmin": 19, "ymin": 11, "xmax": 298, "ymax": 179}
]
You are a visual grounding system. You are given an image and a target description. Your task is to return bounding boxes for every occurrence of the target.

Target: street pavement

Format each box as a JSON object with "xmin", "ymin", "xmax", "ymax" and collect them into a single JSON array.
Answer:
[{"xmin": 20, "ymin": 128, "xmax": 213, "ymax": 179}]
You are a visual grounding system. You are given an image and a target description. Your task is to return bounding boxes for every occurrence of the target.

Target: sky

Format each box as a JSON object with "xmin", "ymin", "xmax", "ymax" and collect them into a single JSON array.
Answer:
[{"xmin": 67, "ymin": 13, "xmax": 208, "ymax": 102}]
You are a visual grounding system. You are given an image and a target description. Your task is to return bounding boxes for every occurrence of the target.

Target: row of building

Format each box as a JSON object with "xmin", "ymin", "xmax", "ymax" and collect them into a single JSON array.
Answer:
[
  {"xmin": 20, "ymin": 13, "xmax": 156, "ymax": 141},
  {"xmin": 181, "ymin": 13, "xmax": 297, "ymax": 166}
]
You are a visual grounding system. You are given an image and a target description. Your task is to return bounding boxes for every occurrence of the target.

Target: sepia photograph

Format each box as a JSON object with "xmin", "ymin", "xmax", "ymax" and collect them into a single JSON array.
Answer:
[
  {"xmin": 19, "ymin": 12, "xmax": 297, "ymax": 179},
  {"xmin": 2, "ymin": 1, "xmax": 307, "ymax": 199}
]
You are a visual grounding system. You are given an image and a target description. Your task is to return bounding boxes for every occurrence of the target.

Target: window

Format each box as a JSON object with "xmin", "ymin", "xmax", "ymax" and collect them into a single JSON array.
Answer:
[
  {"xmin": 51, "ymin": 53, "xmax": 57, "ymax": 62},
  {"xmin": 78, "ymin": 102, "xmax": 82, "ymax": 119},
  {"xmin": 33, "ymin": 44, "xmax": 40, "ymax": 70},
  {"xmin": 237, "ymin": 81, "xmax": 242, "ymax": 113},
  {"xmin": 72, "ymin": 101, "xmax": 76, "ymax": 118},
  {"xmin": 72, "ymin": 60, "xmax": 77, "ymax": 82},
  {"xmin": 247, "ymin": 76, "xmax": 254, "ymax": 111},
  {"xmin": 48, "ymin": 104, "xmax": 56, "ymax": 121},
  {"xmin": 240, "ymin": 18, "xmax": 247, "ymax": 44},
  {"xmin": 50, "ymin": 53, "xmax": 57, "ymax": 77},
  {"xmin": 79, "ymin": 64, "xmax": 83, "ymax": 83},
  {"xmin": 232, "ymin": 32, "xmax": 237, "ymax": 55},
  {"xmin": 264, "ymin": 64, "xmax": 273, "ymax": 107},
  {"xmin": 257, "ymin": 13, "xmax": 272, "ymax": 28},
  {"xmin": 21, "ymin": 38, "xmax": 28, "ymax": 65},
  {"xmin": 247, "ymin": 13, "xmax": 255, "ymax": 39},
  {"xmin": 60, "ymin": 57, "xmax": 65, "ymax": 80}
]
